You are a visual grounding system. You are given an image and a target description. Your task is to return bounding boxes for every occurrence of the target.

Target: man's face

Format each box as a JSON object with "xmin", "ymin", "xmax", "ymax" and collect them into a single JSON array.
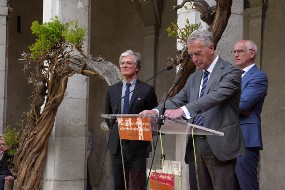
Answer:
[
  {"xmin": 119, "ymin": 55, "xmax": 139, "ymax": 79},
  {"xmin": 0, "ymin": 138, "xmax": 8, "ymax": 152},
  {"xmin": 187, "ymin": 40, "xmax": 214, "ymax": 70},
  {"xmin": 234, "ymin": 41, "xmax": 254, "ymax": 69}
]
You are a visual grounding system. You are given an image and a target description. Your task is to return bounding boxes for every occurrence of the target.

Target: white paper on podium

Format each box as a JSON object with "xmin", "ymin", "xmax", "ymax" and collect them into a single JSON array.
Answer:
[{"xmin": 157, "ymin": 117, "xmax": 224, "ymax": 136}]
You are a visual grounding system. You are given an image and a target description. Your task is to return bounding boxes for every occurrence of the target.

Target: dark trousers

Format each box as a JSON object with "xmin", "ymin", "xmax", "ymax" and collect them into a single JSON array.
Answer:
[
  {"xmin": 192, "ymin": 137, "xmax": 236, "ymax": 190},
  {"xmin": 0, "ymin": 175, "xmax": 8, "ymax": 190},
  {"xmin": 111, "ymin": 142, "xmax": 147, "ymax": 190},
  {"xmin": 189, "ymin": 160, "xmax": 198, "ymax": 190},
  {"xmin": 86, "ymin": 164, "xmax": 92, "ymax": 190},
  {"xmin": 235, "ymin": 148, "xmax": 260, "ymax": 190}
]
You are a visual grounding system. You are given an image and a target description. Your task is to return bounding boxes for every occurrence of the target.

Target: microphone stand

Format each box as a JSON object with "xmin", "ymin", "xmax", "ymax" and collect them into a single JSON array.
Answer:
[
  {"xmin": 146, "ymin": 69, "xmax": 176, "ymax": 188},
  {"xmin": 97, "ymin": 65, "xmax": 173, "ymax": 190}
]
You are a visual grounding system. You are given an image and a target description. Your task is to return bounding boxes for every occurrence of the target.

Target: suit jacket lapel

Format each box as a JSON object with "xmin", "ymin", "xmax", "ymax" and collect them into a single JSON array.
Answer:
[
  {"xmin": 205, "ymin": 58, "xmax": 223, "ymax": 93},
  {"xmin": 192, "ymin": 70, "xmax": 203, "ymax": 100},
  {"xmin": 115, "ymin": 82, "xmax": 123, "ymax": 113},
  {"xmin": 242, "ymin": 65, "xmax": 257, "ymax": 91},
  {"xmin": 129, "ymin": 80, "xmax": 142, "ymax": 111}
]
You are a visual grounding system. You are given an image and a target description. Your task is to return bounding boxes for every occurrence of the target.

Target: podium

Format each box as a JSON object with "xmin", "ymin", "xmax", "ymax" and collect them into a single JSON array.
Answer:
[
  {"xmin": 101, "ymin": 114, "xmax": 157, "ymax": 141},
  {"xmin": 101, "ymin": 114, "xmax": 224, "ymax": 190},
  {"xmin": 158, "ymin": 117, "xmax": 224, "ymax": 136},
  {"xmin": 101, "ymin": 114, "xmax": 224, "ymax": 137}
]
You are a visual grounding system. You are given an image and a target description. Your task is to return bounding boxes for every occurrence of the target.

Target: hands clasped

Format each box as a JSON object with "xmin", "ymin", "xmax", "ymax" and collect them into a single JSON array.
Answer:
[
  {"xmin": 140, "ymin": 108, "xmax": 184, "ymax": 119},
  {"xmin": 164, "ymin": 108, "xmax": 184, "ymax": 119}
]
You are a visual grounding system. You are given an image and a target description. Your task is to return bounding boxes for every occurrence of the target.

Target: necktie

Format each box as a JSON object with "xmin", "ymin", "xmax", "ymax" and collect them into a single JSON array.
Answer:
[
  {"xmin": 123, "ymin": 83, "xmax": 131, "ymax": 114},
  {"xmin": 194, "ymin": 71, "xmax": 210, "ymax": 126}
]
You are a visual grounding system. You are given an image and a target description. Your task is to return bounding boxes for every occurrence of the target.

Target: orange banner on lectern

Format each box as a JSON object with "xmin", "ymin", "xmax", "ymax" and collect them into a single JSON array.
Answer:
[
  {"xmin": 117, "ymin": 117, "xmax": 152, "ymax": 141},
  {"xmin": 149, "ymin": 172, "xmax": 174, "ymax": 190}
]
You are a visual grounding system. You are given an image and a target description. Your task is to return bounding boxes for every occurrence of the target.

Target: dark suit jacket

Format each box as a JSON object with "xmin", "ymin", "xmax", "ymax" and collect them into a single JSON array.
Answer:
[
  {"xmin": 0, "ymin": 151, "xmax": 12, "ymax": 175},
  {"xmin": 105, "ymin": 79, "xmax": 158, "ymax": 156},
  {"xmin": 239, "ymin": 65, "xmax": 268, "ymax": 149},
  {"xmin": 157, "ymin": 57, "xmax": 246, "ymax": 161}
]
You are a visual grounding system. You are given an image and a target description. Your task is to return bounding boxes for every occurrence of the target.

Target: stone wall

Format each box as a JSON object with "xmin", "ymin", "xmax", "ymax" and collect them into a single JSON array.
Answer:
[
  {"xmin": 259, "ymin": 1, "xmax": 285, "ymax": 189},
  {"xmin": 0, "ymin": 0, "xmax": 8, "ymax": 133}
]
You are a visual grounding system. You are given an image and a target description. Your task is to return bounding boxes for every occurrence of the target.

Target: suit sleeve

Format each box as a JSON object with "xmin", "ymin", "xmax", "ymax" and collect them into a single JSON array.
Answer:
[
  {"xmin": 105, "ymin": 88, "xmax": 112, "ymax": 114},
  {"xmin": 104, "ymin": 88, "xmax": 113, "ymax": 128},
  {"xmin": 146, "ymin": 87, "xmax": 158, "ymax": 109},
  {"xmin": 156, "ymin": 80, "xmax": 189, "ymax": 113},
  {"xmin": 240, "ymin": 72, "xmax": 268, "ymax": 111},
  {"xmin": 186, "ymin": 65, "xmax": 242, "ymax": 116}
]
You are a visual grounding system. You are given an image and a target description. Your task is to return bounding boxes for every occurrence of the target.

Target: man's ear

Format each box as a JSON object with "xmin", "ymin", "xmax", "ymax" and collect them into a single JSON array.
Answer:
[
  {"xmin": 209, "ymin": 44, "xmax": 215, "ymax": 54},
  {"xmin": 250, "ymin": 50, "xmax": 256, "ymax": 59}
]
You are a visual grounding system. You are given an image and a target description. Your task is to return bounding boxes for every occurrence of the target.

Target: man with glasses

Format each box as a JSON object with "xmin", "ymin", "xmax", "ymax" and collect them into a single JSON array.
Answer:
[
  {"xmin": 141, "ymin": 30, "xmax": 245, "ymax": 190},
  {"xmin": 105, "ymin": 50, "xmax": 158, "ymax": 190},
  {"xmin": 233, "ymin": 40, "xmax": 268, "ymax": 190}
]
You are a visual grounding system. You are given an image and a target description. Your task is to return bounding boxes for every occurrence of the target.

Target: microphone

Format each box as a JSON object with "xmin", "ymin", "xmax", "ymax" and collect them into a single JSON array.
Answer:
[{"xmin": 113, "ymin": 65, "xmax": 174, "ymax": 115}]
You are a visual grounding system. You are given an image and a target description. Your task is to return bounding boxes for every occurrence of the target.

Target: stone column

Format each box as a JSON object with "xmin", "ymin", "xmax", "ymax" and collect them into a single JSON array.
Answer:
[
  {"xmin": 0, "ymin": 0, "xmax": 8, "ymax": 133},
  {"xmin": 215, "ymin": 0, "xmax": 244, "ymax": 64},
  {"xmin": 243, "ymin": 6, "xmax": 263, "ymax": 67},
  {"xmin": 141, "ymin": 25, "xmax": 157, "ymax": 84},
  {"xmin": 42, "ymin": 0, "xmax": 90, "ymax": 189}
]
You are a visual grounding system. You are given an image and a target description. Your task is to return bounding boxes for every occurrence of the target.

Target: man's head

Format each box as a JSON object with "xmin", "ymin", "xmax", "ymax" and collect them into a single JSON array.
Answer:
[
  {"xmin": 119, "ymin": 50, "xmax": 141, "ymax": 81},
  {"xmin": 234, "ymin": 40, "xmax": 257, "ymax": 69},
  {"xmin": 0, "ymin": 137, "xmax": 9, "ymax": 152},
  {"xmin": 187, "ymin": 30, "xmax": 216, "ymax": 70}
]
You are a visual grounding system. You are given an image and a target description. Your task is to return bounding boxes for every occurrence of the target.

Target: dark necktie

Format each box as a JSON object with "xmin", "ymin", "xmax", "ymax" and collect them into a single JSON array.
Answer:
[
  {"xmin": 123, "ymin": 83, "xmax": 131, "ymax": 114},
  {"xmin": 193, "ymin": 71, "xmax": 210, "ymax": 126}
]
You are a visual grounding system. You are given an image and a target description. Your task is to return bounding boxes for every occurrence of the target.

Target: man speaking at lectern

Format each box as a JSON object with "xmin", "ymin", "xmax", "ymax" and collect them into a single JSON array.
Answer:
[
  {"xmin": 141, "ymin": 30, "xmax": 245, "ymax": 190},
  {"xmin": 105, "ymin": 50, "xmax": 158, "ymax": 190}
]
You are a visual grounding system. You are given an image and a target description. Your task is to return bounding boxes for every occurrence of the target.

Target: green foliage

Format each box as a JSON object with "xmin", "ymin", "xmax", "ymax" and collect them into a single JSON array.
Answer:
[
  {"xmin": 29, "ymin": 16, "xmax": 86, "ymax": 60},
  {"xmin": 62, "ymin": 21, "xmax": 86, "ymax": 46},
  {"xmin": 3, "ymin": 125, "xmax": 20, "ymax": 156},
  {"xmin": 166, "ymin": 19, "xmax": 201, "ymax": 45}
]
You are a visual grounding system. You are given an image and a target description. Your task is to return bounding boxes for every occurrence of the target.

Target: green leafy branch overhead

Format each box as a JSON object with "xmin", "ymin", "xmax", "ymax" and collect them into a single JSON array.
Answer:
[
  {"xmin": 29, "ymin": 16, "xmax": 86, "ymax": 60},
  {"xmin": 166, "ymin": 19, "xmax": 200, "ymax": 45}
]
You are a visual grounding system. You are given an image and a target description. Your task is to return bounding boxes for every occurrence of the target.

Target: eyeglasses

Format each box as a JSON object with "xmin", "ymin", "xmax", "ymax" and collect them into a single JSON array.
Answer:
[{"xmin": 231, "ymin": 49, "xmax": 252, "ymax": 55}]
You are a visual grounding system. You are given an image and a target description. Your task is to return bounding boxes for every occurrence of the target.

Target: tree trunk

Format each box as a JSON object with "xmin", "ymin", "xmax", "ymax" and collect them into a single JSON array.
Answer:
[{"xmin": 13, "ymin": 76, "xmax": 68, "ymax": 190}]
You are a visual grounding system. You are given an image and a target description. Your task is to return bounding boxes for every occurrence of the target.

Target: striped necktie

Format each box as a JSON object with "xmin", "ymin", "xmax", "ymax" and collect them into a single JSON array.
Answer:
[{"xmin": 193, "ymin": 71, "xmax": 210, "ymax": 126}]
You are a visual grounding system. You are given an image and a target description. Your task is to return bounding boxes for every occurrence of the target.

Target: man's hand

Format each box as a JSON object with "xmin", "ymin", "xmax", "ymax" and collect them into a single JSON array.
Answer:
[
  {"xmin": 240, "ymin": 110, "xmax": 250, "ymax": 117},
  {"xmin": 140, "ymin": 110, "xmax": 158, "ymax": 115},
  {"xmin": 164, "ymin": 108, "xmax": 184, "ymax": 119},
  {"xmin": 5, "ymin": 175, "xmax": 14, "ymax": 184}
]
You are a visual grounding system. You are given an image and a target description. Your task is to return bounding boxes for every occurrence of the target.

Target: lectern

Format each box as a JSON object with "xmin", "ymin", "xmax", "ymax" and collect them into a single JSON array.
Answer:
[
  {"xmin": 101, "ymin": 114, "xmax": 224, "ymax": 137},
  {"xmin": 101, "ymin": 114, "xmax": 224, "ymax": 190}
]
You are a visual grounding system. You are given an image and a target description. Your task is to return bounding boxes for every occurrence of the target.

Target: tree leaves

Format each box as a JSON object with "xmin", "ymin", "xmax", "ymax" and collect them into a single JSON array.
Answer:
[{"xmin": 29, "ymin": 17, "xmax": 86, "ymax": 60}]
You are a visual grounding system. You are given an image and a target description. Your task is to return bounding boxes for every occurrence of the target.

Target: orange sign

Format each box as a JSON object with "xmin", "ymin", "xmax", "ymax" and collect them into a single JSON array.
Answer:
[
  {"xmin": 149, "ymin": 172, "xmax": 174, "ymax": 190},
  {"xmin": 117, "ymin": 117, "xmax": 152, "ymax": 141}
]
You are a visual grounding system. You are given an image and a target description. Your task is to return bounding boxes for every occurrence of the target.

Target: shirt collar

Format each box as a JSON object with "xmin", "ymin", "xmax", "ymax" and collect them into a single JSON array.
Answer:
[
  {"xmin": 123, "ymin": 78, "xmax": 137, "ymax": 87},
  {"xmin": 243, "ymin": 63, "xmax": 255, "ymax": 74},
  {"xmin": 205, "ymin": 55, "xmax": 219, "ymax": 74}
]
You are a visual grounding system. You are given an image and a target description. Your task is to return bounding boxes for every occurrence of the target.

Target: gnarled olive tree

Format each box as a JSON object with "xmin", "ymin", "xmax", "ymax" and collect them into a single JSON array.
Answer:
[{"xmin": 13, "ymin": 18, "xmax": 121, "ymax": 190}]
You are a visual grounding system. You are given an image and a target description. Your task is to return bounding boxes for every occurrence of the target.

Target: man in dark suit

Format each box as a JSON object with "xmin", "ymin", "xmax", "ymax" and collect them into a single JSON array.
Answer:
[
  {"xmin": 0, "ymin": 137, "xmax": 14, "ymax": 190},
  {"xmin": 141, "ymin": 30, "xmax": 245, "ymax": 190},
  {"xmin": 234, "ymin": 40, "xmax": 268, "ymax": 190},
  {"xmin": 105, "ymin": 50, "xmax": 158, "ymax": 190}
]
